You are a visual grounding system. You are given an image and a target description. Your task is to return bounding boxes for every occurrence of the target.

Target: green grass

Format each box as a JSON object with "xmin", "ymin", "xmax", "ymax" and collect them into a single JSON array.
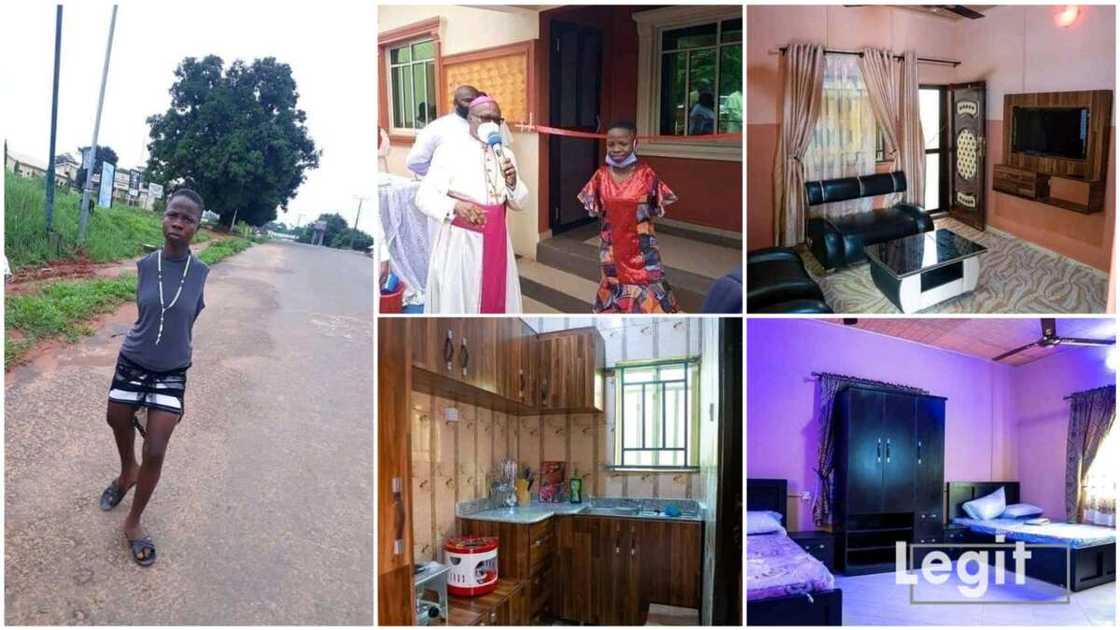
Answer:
[
  {"xmin": 198, "ymin": 237, "xmax": 253, "ymax": 265},
  {"xmin": 5, "ymin": 274, "xmax": 137, "ymax": 368},
  {"xmin": 4, "ymin": 171, "xmax": 208, "ymax": 270}
]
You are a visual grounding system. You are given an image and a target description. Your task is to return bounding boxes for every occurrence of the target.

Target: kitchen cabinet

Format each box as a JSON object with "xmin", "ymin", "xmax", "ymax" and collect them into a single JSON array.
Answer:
[
  {"xmin": 457, "ymin": 517, "xmax": 554, "ymax": 620},
  {"xmin": 537, "ymin": 327, "xmax": 605, "ymax": 413},
  {"xmin": 412, "ymin": 318, "xmax": 463, "ymax": 380},
  {"xmin": 449, "ymin": 579, "xmax": 528, "ymax": 626},
  {"xmin": 461, "ymin": 318, "xmax": 501, "ymax": 395},
  {"xmin": 378, "ymin": 319, "xmax": 415, "ymax": 625},
  {"xmin": 555, "ymin": 515, "xmax": 702, "ymax": 625},
  {"xmin": 500, "ymin": 319, "xmax": 538, "ymax": 408}
]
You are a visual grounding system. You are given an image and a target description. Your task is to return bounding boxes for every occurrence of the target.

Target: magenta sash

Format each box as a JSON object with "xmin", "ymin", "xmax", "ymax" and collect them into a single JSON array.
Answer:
[{"xmin": 451, "ymin": 202, "xmax": 508, "ymax": 313}]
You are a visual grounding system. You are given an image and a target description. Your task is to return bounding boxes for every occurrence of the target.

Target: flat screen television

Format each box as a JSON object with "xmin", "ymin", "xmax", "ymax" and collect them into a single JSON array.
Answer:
[{"xmin": 1011, "ymin": 106, "xmax": 1089, "ymax": 159}]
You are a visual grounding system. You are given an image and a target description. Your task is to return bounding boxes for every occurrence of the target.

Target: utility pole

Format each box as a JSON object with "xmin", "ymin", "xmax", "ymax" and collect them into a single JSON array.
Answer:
[
  {"xmin": 77, "ymin": 4, "xmax": 118, "ymax": 244},
  {"xmin": 349, "ymin": 195, "xmax": 370, "ymax": 249},
  {"xmin": 44, "ymin": 5, "xmax": 63, "ymax": 234}
]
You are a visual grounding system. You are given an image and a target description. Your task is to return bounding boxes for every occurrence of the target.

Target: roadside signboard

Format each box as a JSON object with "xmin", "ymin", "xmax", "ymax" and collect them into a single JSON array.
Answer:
[
  {"xmin": 98, "ymin": 161, "xmax": 115, "ymax": 208},
  {"xmin": 129, "ymin": 170, "xmax": 141, "ymax": 196},
  {"xmin": 149, "ymin": 182, "xmax": 164, "ymax": 200}
]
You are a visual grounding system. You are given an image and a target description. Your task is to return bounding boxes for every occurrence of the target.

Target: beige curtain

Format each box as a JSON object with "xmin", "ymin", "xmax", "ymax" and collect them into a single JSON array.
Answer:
[
  {"xmin": 899, "ymin": 51, "xmax": 925, "ymax": 206},
  {"xmin": 858, "ymin": 48, "xmax": 900, "ymax": 162},
  {"xmin": 773, "ymin": 43, "xmax": 825, "ymax": 247}
]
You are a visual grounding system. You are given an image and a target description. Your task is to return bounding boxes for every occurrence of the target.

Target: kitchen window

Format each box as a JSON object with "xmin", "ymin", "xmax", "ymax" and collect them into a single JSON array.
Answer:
[
  {"xmin": 387, "ymin": 39, "xmax": 437, "ymax": 131},
  {"xmin": 614, "ymin": 360, "xmax": 700, "ymax": 469}
]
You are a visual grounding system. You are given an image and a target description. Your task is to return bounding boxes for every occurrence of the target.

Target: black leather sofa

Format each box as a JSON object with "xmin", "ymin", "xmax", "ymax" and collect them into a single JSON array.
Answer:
[
  {"xmin": 747, "ymin": 247, "xmax": 832, "ymax": 313},
  {"xmin": 805, "ymin": 171, "xmax": 933, "ymax": 270}
]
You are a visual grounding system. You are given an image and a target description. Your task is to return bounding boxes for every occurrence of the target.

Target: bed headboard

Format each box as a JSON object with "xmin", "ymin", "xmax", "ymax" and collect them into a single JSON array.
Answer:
[
  {"xmin": 748, "ymin": 478, "xmax": 788, "ymax": 526},
  {"xmin": 947, "ymin": 481, "xmax": 1021, "ymax": 518}
]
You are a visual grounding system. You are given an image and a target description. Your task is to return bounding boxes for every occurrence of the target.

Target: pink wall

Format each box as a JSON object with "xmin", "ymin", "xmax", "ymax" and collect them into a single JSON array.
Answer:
[
  {"xmin": 746, "ymin": 319, "xmax": 1016, "ymax": 532},
  {"xmin": 1010, "ymin": 339, "xmax": 1115, "ymax": 520},
  {"xmin": 747, "ymin": 5, "xmax": 1116, "ymax": 273},
  {"xmin": 955, "ymin": 5, "xmax": 1116, "ymax": 272}
]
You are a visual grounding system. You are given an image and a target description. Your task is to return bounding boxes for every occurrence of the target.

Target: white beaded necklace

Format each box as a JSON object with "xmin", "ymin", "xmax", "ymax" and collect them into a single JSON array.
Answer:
[{"xmin": 155, "ymin": 249, "xmax": 191, "ymax": 346}]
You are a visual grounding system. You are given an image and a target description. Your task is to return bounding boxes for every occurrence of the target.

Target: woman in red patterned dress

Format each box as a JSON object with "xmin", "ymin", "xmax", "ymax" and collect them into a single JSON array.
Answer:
[{"xmin": 577, "ymin": 121, "xmax": 680, "ymax": 313}]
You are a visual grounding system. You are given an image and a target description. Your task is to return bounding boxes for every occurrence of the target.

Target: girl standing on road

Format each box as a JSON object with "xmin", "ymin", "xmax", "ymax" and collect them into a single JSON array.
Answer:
[
  {"xmin": 578, "ymin": 121, "xmax": 680, "ymax": 313},
  {"xmin": 99, "ymin": 189, "xmax": 210, "ymax": 566}
]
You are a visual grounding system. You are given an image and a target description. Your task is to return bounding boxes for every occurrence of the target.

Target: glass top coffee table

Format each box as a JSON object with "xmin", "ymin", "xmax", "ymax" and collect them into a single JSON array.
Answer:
[{"xmin": 864, "ymin": 229, "xmax": 987, "ymax": 313}]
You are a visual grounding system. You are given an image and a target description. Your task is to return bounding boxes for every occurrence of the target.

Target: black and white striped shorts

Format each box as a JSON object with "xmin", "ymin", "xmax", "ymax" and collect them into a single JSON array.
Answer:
[{"xmin": 107, "ymin": 353, "xmax": 189, "ymax": 417}]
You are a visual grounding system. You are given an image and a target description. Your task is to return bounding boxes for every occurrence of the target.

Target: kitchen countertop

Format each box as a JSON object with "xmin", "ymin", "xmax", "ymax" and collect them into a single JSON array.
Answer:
[{"xmin": 457, "ymin": 502, "xmax": 703, "ymax": 524}]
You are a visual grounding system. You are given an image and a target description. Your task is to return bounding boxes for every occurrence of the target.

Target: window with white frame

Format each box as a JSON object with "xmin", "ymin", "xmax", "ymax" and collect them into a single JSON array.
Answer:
[
  {"xmin": 634, "ymin": 6, "xmax": 742, "ymax": 160},
  {"xmin": 614, "ymin": 360, "xmax": 699, "ymax": 469},
  {"xmin": 658, "ymin": 18, "xmax": 742, "ymax": 136},
  {"xmin": 388, "ymin": 39, "xmax": 437, "ymax": 131}
]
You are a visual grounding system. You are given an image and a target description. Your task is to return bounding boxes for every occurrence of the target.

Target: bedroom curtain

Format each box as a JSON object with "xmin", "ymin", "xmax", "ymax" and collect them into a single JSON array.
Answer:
[
  {"xmin": 899, "ymin": 51, "xmax": 925, "ymax": 206},
  {"xmin": 1065, "ymin": 385, "xmax": 1116, "ymax": 525},
  {"xmin": 803, "ymin": 54, "xmax": 878, "ymax": 217},
  {"xmin": 773, "ymin": 42, "xmax": 825, "ymax": 247},
  {"xmin": 811, "ymin": 373, "xmax": 929, "ymax": 528}
]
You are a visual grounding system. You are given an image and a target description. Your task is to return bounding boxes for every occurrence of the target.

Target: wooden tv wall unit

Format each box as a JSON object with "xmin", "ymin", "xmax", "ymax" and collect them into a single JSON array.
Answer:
[{"xmin": 993, "ymin": 90, "xmax": 1112, "ymax": 214}]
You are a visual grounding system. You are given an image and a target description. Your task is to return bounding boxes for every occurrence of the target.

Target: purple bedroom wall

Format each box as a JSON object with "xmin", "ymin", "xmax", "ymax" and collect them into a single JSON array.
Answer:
[
  {"xmin": 747, "ymin": 319, "xmax": 1017, "ymax": 532},
  {"xmin": 1010, "ymin": 343, "xmax": 1115, "ymax": 521}
]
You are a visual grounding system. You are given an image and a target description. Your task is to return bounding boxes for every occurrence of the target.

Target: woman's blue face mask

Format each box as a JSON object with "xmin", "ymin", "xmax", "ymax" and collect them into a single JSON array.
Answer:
[{"xmin": 605, "ymin": 151, "xmax": 638, "ymax": 168}]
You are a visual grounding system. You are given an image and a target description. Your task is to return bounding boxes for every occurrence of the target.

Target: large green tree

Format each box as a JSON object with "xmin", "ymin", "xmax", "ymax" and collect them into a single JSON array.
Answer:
[{"xmin": 145, "ymin": 55, "xmax": 320, "ymax": 227}]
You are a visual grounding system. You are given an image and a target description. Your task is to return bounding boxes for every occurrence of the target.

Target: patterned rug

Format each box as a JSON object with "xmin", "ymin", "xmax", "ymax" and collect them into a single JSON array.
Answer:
[{"xmin": 800, "ymin": 217, "xmax": 1109, "ymax": 313}]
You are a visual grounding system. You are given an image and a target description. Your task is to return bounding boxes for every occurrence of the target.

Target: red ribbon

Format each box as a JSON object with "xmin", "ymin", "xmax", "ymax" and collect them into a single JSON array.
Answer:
[{"xmin": 516, "ymin": 123, "xmax": 742, "ymax": 142}]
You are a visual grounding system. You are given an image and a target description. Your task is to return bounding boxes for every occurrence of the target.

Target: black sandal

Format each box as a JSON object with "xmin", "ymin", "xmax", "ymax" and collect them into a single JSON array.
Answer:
[
  {"xmin": 126, "ymin": 534, "xmax": 156, "ymax": 567},
  {"xmin": 99, "ymin": 479, "xmax": 135, "ymax": 511}
]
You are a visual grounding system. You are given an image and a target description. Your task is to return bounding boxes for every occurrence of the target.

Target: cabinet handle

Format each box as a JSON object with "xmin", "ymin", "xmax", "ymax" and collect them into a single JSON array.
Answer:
[
  {"xmin": 630, "ymin": 536, "xmax": 636, "ymax": 557},
  {"xmin": 460, "ymin": 337, "xmax": 470, "ymax": 376},
  {"xmin": 534, "ymin": 539, "xmax": 543, "ymax": 547},
  {"xmin": 520, "ymin": 370, "xmax": 526, "ymax": 397},
  {"xmin": 877, "ymin": 438, "xmax": 881, "ymax": 463},
  {"xmin": 392, "ymin": 477, "xmax": 405, "ymax": 556},
  {"xmin": 917, "ymin": 439, "xmax": 922, "ymax": 464},
  {"xmin": 886, "ymin": 438, "xmax": 891, "ymax": 463},
  {"xmin": 444, "ymin": 330, "xmax": 455, "ymax": 371}
]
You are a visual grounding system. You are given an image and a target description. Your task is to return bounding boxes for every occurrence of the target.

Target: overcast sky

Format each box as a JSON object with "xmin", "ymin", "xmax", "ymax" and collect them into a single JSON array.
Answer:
[{"xmin": 2, "ymin": 0, "xmax": 377, "ymax": 232}]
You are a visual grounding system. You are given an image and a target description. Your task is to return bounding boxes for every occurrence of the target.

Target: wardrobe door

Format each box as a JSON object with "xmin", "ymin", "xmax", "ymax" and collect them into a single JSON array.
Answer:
[
  {"xmin": 914, "ymin": 397, "xmax": 946, "ymax": 519},
  {"xmin": 881, "ymin": 392, "xmax": 916, "ymax": 513},
  {"xmin": 845, "ymin": 388, "xmax": 884, "ymax": 515}
]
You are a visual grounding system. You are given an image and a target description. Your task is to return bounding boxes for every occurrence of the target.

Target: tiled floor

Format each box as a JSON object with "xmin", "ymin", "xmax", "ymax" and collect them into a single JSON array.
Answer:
[{"xmin": 837, "ymin": 571, "xmax": 1117, "ymax": 625}]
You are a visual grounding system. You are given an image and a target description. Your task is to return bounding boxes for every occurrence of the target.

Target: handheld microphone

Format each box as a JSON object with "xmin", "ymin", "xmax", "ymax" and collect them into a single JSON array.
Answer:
[{"xmin": 485, "ymin": 130, "xmax": 507, "ymax": 161}]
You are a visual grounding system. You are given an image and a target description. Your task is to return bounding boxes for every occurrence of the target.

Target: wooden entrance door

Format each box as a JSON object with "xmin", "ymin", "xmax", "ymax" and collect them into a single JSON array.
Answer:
[{"xmin": 949, "ymin": 81, "xmax": 987, "ymax": 230}]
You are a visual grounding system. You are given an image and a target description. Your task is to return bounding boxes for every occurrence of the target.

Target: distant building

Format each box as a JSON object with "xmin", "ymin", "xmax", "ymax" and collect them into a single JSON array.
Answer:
[{"xmin": 5, "ymin": 150, "xmax": 48, "ymax": 179}]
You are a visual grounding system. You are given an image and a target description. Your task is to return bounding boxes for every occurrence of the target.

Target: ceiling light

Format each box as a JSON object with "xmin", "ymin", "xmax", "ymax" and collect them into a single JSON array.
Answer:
[{"xmin": 1055, "ymin": 5, "xmax": 1080, "ymax": 27}]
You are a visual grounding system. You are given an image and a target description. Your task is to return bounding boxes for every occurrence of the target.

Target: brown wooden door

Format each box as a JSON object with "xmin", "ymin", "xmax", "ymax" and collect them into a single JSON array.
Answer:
[
  {"xmin": 378, "ymin": 319, "xmax": 415, "ymax": 624},
  {"xmin": 619, "ymin": 520, "xmax": 644, "ymax": 625},
  {"xmin": 556, "ymin": 516, "xmax": 594, "ymax": 623},
  {"xmin": 949, "ymin": 81, "xmax": 987, "ymax": 230}
]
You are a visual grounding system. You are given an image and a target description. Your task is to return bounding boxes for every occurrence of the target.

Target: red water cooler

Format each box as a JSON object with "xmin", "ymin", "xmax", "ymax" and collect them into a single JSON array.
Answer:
[{"xmin": 444, "ymin": 536, "xmax": 498, "ymax": 596}]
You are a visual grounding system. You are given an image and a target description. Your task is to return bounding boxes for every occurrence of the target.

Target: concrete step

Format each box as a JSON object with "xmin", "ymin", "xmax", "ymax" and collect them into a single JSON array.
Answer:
[
  {"xmin": 535, "ymin": 223, "xmax": 740, "ymax": 313},
  {"xmin": 517, "ymin": 258, "xmax": 597, "ymax": 313}
]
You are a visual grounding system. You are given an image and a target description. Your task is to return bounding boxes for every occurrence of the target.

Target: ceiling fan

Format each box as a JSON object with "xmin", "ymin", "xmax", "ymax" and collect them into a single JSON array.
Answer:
[
  {"xmin": 924, "ymin": 5, "xmax": 987, "ymax": 20},
  {"xmin": 992, "ymin": 318, "xmax": 1115, "ymax": 362}
]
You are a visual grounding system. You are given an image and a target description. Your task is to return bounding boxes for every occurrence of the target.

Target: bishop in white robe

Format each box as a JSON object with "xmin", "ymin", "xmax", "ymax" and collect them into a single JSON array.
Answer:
[{"xmin": 415, "ymin": 97, "xmax": 528, "ymax": 314}]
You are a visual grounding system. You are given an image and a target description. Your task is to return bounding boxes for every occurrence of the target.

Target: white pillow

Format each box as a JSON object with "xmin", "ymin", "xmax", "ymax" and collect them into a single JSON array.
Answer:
[
  {"xmin": 747, "ymin": 511, "xmax": 785, "ymax": 535},
  {"xmin": 1001, "ymin": 503, "xmax": 1044, "ymax": 519},
  {"xmin": 963, "ymin": 487, "xmax": 1006, "ymax": 521}
]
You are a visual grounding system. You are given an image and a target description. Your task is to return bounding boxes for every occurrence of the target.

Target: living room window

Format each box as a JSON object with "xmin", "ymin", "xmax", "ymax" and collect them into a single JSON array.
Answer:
[
  {"xmin": 388, "ymin": 39, "xmax": 437, "ymax": 131},
  {"xmin": 614, "ymin": 360, "xmax": 700, "ymax": 469},
  {"xmin": 920, "ymin": 85, "xmax": 949, "ymax": 213}
]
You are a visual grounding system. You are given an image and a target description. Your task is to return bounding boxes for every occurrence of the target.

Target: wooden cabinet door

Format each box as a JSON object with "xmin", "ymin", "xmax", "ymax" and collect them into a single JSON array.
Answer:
[
  {"xmin": 618, "ymin": 519, "xmax": 644, "ymax": 625},
  {"xmin": 521, "ymin": 321, "xmax": 538, "ymax": 410},
  {"xmin": 844, "ymin": 388, "xmax": 884, "ymax": 514},
  {"xmin": 881, "ymin": 392, "xmax": 916, "ymax": 513},
  {"xmin": 412, "ymin": 318, "xmax": 462, "ymax": 379},
  {"xmin": 461, "ymin": 319, "xmax": 500, "ymax": 394},
  {"xmin": 537, "ymin": 335, "xmax": 558, "ymax": 410},
  {"xmin": 501, "ymin": 319, "xmax": 521, "ymax": 402},
  {"xmin": 378, "ymin": 319, "xmax": 415, "ymax": 625},
  {"xmin": 555, "ymin": 516, "xmax": 594, "ymax": 623},
  {"xmin": 914, "ymin": 396, "xmax": 946, "ymax": 518},
  {"xmin": 590, "ymin": 517, "xmax": 620, "ymax": 625},
  {"xmin": 640, "ymin": 520, "xmax": 702, "ymax": 610}
]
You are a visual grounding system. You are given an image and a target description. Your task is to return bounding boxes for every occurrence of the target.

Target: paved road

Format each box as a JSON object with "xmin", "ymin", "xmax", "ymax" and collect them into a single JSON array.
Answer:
[{"xmin": 5, "ymin": 241, "xmax": 373, "ymax": 625}]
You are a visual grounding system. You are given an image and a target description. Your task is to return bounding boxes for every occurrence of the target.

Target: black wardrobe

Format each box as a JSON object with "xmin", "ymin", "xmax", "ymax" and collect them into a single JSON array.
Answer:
[{"xmin": 833, "ymin": 384, "xmax": 946, "ymax": 575}]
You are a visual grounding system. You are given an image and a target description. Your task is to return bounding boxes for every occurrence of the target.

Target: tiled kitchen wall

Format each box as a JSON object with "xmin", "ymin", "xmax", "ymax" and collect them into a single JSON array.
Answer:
[{"xmin": 409, "ymin": 318, "xmax": 714, "ymax": 564}]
